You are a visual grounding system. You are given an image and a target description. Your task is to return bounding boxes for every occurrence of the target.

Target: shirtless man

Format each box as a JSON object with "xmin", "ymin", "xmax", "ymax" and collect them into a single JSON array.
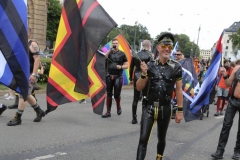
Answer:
[{"xmin": 211, "ymin": 64, "xmax": 240, "ymax": 159}]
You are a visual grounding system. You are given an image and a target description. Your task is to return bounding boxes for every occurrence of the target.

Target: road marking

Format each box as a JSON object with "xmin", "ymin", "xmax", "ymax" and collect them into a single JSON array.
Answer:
[
  {"xmin": 215, "ymin": 116, "xmax": 224, "ymax": 119},
  {"xmin": 25, "ymin": 152, "xmax": 67, "ymax": 160}
]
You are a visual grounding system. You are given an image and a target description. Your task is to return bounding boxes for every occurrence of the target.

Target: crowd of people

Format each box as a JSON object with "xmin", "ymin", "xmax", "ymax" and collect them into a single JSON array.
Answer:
[{"xmin": 1, "ymin": 31, "xmax": 240, "ymax": 160}]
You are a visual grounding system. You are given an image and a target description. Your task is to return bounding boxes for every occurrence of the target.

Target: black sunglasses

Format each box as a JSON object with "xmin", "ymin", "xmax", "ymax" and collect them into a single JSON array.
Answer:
[{"xmin": 174, "ymin": 54, "xmax": 182, "ymax": 56}]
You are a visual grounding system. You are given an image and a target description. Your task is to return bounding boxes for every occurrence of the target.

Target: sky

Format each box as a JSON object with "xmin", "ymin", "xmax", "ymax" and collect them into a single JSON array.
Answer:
[{"xmin": 97, "ymin": 0, "xmax": 240, "ymax": 50}]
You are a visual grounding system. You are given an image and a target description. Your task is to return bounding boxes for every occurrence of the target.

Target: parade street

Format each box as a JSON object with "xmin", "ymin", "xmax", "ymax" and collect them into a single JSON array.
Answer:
[{"xmin": 0, "ymin": 89, "xmax": 238, "ymax": 160}]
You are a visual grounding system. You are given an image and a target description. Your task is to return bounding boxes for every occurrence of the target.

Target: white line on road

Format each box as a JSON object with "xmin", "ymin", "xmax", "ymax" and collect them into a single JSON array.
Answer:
[
  {"xmin": 215, "ymin": 116, "xmax": 224, "ymax": 119},
  {"xmin": 25, "ymin": 152, "xmax": 67, "ymax": 160}
]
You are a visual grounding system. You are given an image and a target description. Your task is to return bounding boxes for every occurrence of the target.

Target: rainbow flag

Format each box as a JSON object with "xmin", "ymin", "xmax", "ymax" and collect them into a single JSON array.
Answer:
[{"xmin": 101, "ymin": 34, "xmax": 132, "ymax": 85}]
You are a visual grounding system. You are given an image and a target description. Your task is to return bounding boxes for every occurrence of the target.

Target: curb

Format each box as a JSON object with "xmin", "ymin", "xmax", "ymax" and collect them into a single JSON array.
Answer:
[{"xmin": 0, "ymin": 85, "xmax": 133, "ymax": 96}]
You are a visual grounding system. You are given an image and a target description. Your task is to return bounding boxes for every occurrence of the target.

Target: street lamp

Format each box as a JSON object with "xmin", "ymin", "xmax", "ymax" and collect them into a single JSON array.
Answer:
[
  {"xmin": 133, "ymin": 21, "xmax": 138, "ymax": 51},
  {"xmin": 196, "ymin": 25, "xmax": 201, "ymax": 57}
]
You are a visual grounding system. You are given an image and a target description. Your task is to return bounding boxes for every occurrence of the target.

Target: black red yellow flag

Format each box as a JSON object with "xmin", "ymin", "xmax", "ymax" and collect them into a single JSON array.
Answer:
[{"xmin": 46, "ymin": 0, "xmax": 117, "ymax": 115}]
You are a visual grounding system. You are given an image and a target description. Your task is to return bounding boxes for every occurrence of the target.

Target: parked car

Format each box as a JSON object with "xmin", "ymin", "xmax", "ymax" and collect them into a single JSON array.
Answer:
[
  {"xmin": 39, "ymin": 50, "xmax": 46, "ymax": 58},
  {"xmin": 45, "ymin": 54, "xmax": 53, "ymax": 58}
]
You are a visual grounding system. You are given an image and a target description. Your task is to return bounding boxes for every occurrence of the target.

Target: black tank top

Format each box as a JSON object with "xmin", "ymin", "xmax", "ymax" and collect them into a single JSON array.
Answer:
[{"xmin": 28, "ymin": 40, "xmax": 39, "ymax": 73}]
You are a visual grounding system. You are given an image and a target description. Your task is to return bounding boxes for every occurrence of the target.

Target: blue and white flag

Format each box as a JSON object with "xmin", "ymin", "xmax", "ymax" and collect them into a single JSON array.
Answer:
[
  {"xmin": 171, "ymin": 41, "xmax": 178, "ymax": 60},
  {"xmin": 187, "ymin": 31, "xmax": 224, "ymax": 121},
  {"xmin": 0, "ymin": 0, "xmax": 29, "ymax": 100}
]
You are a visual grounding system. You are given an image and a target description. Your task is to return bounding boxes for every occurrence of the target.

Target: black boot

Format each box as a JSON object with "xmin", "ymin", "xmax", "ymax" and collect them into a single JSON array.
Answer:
[
  {"xmin": 0, "ymin": 104, "xmax": 7, "ymax": 115},
  {"xmin": 136, "ymin": 147, "xmax": 147, "ymax": 160},
  {"xmin": 232, "ymin": 151, "xmax": 240, "ymax": 159},
  {"xmin": 211, "ymin": 150, "xmax": 223, "ymax": 159},
  {"xmin": 33, "ymin": 105, "xmax": 45, "ymax": 122},
  {"xmin": 102, "ymin": 98, "xmax": 112, "ymax": 118},
  {"xmin": 115, "ymin": 98, "xmax": 122, "ymax": 115},
  {"xmin": 8, "ymin": 94, "xmax": 19, "ymax": 109},
  {"xmin": 132, "ymin": 115, "xmax": 138, "ymax": 124},
  {"xmin": 156, "ymin": 154, "xmax": 163, "ymax": 160},
  {"xmin": 7, "ymin": 112, "xmax": 22, "ymax": 126}
]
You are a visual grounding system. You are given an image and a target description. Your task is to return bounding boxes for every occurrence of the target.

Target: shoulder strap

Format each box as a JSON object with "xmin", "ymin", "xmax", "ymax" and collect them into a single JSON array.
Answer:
[{"xmin": 231, "ymin": 68, "xmax": 240, "ymax": 97}]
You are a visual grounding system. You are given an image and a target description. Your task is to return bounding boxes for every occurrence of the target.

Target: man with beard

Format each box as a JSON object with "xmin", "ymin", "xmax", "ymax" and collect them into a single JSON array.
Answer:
[
  {"xmin": 102, "ymin": 38, "xmax": 128, "ymax": 118},
  {"xmin": 136, "ymin": 33, "xmax": 183, "ymax": 160},
  {"xmin": 129, "ymin": 40, "xmax": 153, "ymax": 124}
]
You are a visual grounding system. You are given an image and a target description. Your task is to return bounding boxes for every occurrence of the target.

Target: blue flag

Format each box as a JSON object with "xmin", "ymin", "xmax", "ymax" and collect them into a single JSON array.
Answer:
[
  {"xmin": 171, "ymin": 41, "xmax": 178, "ymax": 59},
  {"xmin": 187, "ymin": 31, "xmax": 223, "ymax": 121},
  {"xmin": 0, "ymin": 0, "xmax": 29, "ymax": 100}
]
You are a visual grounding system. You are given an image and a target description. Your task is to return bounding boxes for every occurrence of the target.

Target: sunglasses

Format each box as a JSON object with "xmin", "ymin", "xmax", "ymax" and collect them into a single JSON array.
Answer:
[
  {"xmin": 160, "ymin": 44, "xmax": 173, "ymax": 50},
  {"xmin": 174, "ymin": 54, "xmax": 182, "ymax": 56}
]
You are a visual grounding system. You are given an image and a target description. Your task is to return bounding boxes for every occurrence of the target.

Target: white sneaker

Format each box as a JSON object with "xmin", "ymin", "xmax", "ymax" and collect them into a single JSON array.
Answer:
[
  {"xmin": 5, "ymin": 96, "xmax": 14, "ymax": 100},
  {"xmin": 4, "ymin": 93, "xmax": 8, "ymax": 97},
  {"xmin": 79, "ymin": 99, "xmax": 86, "ymax": 104}
]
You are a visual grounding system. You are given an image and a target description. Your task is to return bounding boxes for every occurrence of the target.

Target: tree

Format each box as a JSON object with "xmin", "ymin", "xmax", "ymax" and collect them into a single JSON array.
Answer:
[
  {"xmin": 46, "ymin": 0, "xmax": 62, "ymax": 48},
  {"xmin": 101, "ymin": 23, "xmax": 152, "ymax": 50},
  {"xmin": 230, "ymin": 28, "xmax": 240, "ymax": 55}
]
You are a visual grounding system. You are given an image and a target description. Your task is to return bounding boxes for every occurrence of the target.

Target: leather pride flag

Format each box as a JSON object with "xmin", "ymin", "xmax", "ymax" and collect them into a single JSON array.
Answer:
[
  {"xmin": 0, "ymin": 0, "xmax": 29, "ymax": 100},
  {"xmin": 46, "ymin": 0, "xmax": 117, "ymax": 114}
]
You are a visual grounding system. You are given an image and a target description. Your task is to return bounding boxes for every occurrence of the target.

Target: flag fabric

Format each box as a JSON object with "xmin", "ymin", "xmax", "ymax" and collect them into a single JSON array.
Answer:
[
  {"xmin": 101, "ymin": 34, "xmax": 132, "ymax": 85},
  {"xmin": 0, "ymin": 0, "xmax": 29, "ymax": 100},
  {"xmin": 171, "ymin": 41, "xmax": 178, "ymax": 60},
  {"xmin": 179, "ymin": 58, "xmax": 199, "ymax": 122},
  {"xmin": 46, "ymin": 0, "xmax": 117, "ymax": 115},
  {"xmin": 185, "ymin": 31, "xmax": 223, "ymax": 121},
  {"xmin": 90, "ymin": 50, "xmax": 106, "ymax": 114}
]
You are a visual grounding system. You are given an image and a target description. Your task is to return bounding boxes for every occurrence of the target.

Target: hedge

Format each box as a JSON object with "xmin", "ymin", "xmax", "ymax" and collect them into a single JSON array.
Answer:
[{"xmin": 39, "ymin": 58, "xmax": 52, "ymax": 83}]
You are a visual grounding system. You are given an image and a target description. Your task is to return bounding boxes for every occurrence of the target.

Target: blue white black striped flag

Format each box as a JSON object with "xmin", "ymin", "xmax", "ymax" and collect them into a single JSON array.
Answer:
[
  {"xmin": 0, "ymin": 0, "xmax": 29, "ymax": 100},
  {"xmin": 187, "ymin": 31, "xmax": 224, "ymax": 121}
]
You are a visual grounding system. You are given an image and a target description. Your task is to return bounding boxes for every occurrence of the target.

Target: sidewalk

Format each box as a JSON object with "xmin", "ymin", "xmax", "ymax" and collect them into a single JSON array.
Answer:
[{"xmin": 0, "ymin": 85, "xmax": 133, "ymax": 96}]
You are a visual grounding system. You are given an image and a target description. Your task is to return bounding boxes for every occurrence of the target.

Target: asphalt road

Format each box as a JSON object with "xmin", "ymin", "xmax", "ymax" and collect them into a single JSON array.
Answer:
[{"xmin": 0, "ymin": 89, "xmax": 238, "ymax": 160}]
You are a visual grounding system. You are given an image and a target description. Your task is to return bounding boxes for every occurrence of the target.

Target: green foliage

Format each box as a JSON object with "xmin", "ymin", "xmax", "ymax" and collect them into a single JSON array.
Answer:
[
  {"xmin": 101, "ymin": 23, "xmax": 152, "ymax": 50},
  {"xmin": 38, "ymin": 58, "xmax": 52, "ymax": 83},
  {"xmin": 46, "ymin": 0, "xmax": 62, "ymax": 47},
  {"xmin": 230, "ymin": 28, "xmax": 240, "ymax": 51}
]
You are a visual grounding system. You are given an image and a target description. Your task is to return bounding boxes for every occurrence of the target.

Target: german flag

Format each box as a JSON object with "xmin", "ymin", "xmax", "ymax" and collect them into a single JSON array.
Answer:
[
  {"xmin": 0, "ymin": 0, "xmax": 29, "ymax": 100},
  {"xmin": 46, "ymin": 0, "xmax": 117, "ymax": 114}
]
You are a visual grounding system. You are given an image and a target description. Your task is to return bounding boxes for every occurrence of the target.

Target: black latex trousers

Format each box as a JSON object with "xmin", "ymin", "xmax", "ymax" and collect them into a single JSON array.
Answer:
[
  {"xmin": 136, "ymin": 103, "xmax": 171, "ymax": 160},
  {"xmin": 216, "ymin": 97, "xmax": 240, "ymax": 153}
]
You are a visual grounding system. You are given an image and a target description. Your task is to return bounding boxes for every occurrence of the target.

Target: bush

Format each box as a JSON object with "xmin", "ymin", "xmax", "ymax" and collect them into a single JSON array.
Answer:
[{"xmin": 39, "ymin": 58, "xmax": 52, "ymax": 83}]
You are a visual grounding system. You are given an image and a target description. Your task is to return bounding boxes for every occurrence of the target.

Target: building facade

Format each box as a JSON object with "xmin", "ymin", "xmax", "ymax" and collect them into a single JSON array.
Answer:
[
  {"xmin": 28, "ymin": 0, "xmax": 48, "ymax": 51},
  {"xmin": 222, "ymin": 21, "xmax": 240, "ymax": 58},
  {"xmin": 200, "ymin": 49, "xmax": 211, "ymax": 60}
]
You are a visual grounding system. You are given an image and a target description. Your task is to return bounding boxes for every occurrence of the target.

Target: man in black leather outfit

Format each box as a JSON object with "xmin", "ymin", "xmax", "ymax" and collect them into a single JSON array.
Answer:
[
  {"xmin": 129, "ymin": 40, "xmax": 153, "ymax": 124},
  {"xmin": 7, "ymin": 28, "xmax": 45, "ymax": 126},
  {"xmin": 211, "ymin": 64, "xmax": 240, "ymax": 160},
  {"xmin": 136, "ymin": 33, "xmax": 183, "ymax": 160},
  {"xmin": 102, "ymin": 38, "xmax": 128, "ymax": 118}
]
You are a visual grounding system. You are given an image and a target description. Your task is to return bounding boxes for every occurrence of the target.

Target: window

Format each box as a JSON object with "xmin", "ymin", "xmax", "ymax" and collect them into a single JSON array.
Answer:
[
  {"xmin": 226, "ymin": 46, "xmax": 228, "ymax": 49},
  {"xmin": 227, "ymin": 40, "xmax": 229, "ymax": 43}
]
